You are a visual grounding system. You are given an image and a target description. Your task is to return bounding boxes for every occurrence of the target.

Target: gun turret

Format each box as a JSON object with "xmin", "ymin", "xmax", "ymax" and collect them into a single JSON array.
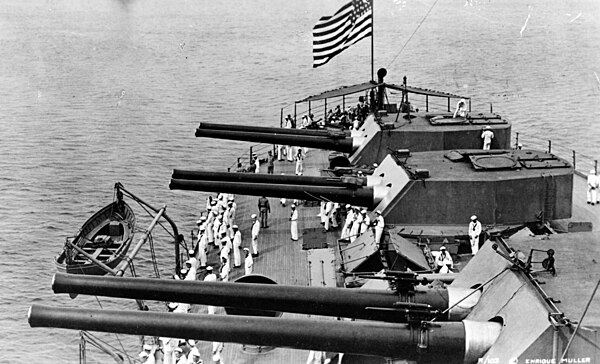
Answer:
[
  {"xmin": 169, "ymin": 179, "xmax": 382, "ymax": 208},
  {"xmin": 171, "ymin": 169, "xmax": 369, "ymax": 187},
  {"xmin": 29, "ymin": 305, "xmax": 501, "ymax": 363},
  {"xmin": 198, "ymin": 121, "xmax": 350, "ymax": 137},
  {"xmin": 195, "ymin": 128, "xmax": 357, "ymax": 153},
  {"xmin": 51, "ymin": 273, "xmax": 481, "ymax": 322}
]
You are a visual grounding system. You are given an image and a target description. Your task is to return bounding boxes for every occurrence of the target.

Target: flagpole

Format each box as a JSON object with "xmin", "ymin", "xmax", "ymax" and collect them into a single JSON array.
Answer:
[{"xmin": 371, "ymin": 0, "xmax": 374, "ymax": 81}]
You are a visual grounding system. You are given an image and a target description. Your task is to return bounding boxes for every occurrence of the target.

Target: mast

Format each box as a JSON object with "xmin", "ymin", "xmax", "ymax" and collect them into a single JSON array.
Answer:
[{"xmin": 371, "ymin": 0, "xmax": 374, "ymax": 81}]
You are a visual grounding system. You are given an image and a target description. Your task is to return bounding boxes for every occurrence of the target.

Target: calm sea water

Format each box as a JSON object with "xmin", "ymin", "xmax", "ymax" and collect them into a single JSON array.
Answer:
[{"xmin": 0, "ymin": 0, "xmax": 598, "ymax": 362}]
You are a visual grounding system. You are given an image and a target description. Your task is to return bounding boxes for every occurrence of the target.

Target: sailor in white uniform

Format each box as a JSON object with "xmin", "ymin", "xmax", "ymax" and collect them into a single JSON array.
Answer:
[
  {"xmin": 330, "ymin": 202, "xmax": 339, "ymax": 228},
  {"xmin": 587, "ymin": 169, "xmax": 598, "ymax": 205},
  {"xmin": 203, "ymin": 266, "xmax": 217, "ymax": 314},
  {"xmin": 212, "ymin": 341, "xmax": 224, "ymax": 364},
  {"xmin": 251, "ymin": 214, "xmax": 260, "ymax": 257},
  {"xmin": 295, "ymin": 149, "xmax": 304, "ymax": 175},
  {"xmin": 184, "ymin": 257, "xmax": 197, "ymax": 281},
  {"xmin": 227, "ymin": 196, "xmax": 236, "ymax": 224},
  {"xmin": 349, "ymin": 208, "xmax": 362, "ymax": 243},
  {"xmin": 205, "ymin": 210, "xmax": 216, "ymax": 247},
  {"xmin": 253, "ymin": 153, "xmax": 260, "ymax": 174},
  {"xmin": 453, "ymin": 98, "xmax": 467, "ymax": 118},
  {"xmin": 219, "ymin": 257, "xmax": 230, "ymax": 282},
  {"xmin": 323, "ymin": 201, "xmax": 333, "ymax": 232},
  {"xmin": 360, "ymin": 209, "xmax": 370, "ymax": 234},
  {"xmin": 232, "ymin": 225, "xmax": 242, "ymax": 268},
  {"xmin": 373, "ymin": 210, "xmax": 385, "ymax": 244},
  {"xmin": 219, "ymin": 237, "xmax": 231, "ymax": 272},
  {"xmin": 481, "ymin": 125, "xmax": 494, "ymax": 150},
  {"xmin": 468, "ymin": 215, "xmax": 482, "ymax": 254},
  {"xmin": 435, "ymin": 246, "xmax": 454, "ymax": 273},
  {"xmin": 290, "ymin": 204, "xmax": 299, "ymax": 241},
  {"xmin": 197, "ymin": 229, "xmax": 208, "ymax": 269},
  {"xmin": 341, "ymin": 204, "xmax": 354, "ymax": 239},
  {"xmin": 244, "ymin": 248, "xmax": 253, "ymax": 275}
]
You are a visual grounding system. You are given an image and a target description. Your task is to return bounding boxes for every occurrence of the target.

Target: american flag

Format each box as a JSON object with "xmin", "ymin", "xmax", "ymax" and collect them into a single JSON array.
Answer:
[{"xmin": 313, "ymin": 0, "xmax": 372, "ymax": 68}]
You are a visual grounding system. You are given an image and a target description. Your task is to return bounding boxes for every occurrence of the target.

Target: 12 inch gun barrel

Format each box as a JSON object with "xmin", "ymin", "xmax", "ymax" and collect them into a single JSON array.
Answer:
[
  {"xmin": 171, "ymin": 169, "xmax": 367, "ymax": 187},
  {"xmin": 29, "ymin": 305, "xmax": 501, "ymax": 363},
  {"xmin": 51, "ymin": 273, "xmax": 481, "ymax": 322},
  {"xmin": 197, "ymin": 122, "xmax": 350, "ymax": 137},
  {"xmin": 169, "ymin": 179, "xmax": 376, "ymax": 208},
  {"xmin": 195, "ymin": 129, "xmax": 356, "ymax": 153}
]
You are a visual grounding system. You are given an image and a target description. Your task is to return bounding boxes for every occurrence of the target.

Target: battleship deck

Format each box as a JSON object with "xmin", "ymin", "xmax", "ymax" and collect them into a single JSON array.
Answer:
[
  {"xmin": 189, "ymin": 149, "xmax": 343, "ymax": 363},
  {"xmin": 187, "ymin": 145, "xmax": 600, "ymax": 363}
]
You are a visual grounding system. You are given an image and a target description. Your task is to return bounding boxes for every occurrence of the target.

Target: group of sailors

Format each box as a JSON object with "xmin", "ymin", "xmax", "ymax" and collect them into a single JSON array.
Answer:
[
  {"xmin": 453, "ymin": 98, "xmax": 496, "ymax": 150},
  {"xmin": 430, "ymin": 215, "xmax": 482, "ymax": 274},
  {"xmin": 195, "ymin": 193, "xmax": 255, "ymax": 277},
  {"xmin": 138, "ymin": 340, "xmax": 204, "ymax": 364},
  {"xmin": 138, "ymin": 192, "xmax": 263, "ymax": 364},
  {"xmin": 324, "ymin": 97, "xmax": 370, "ymax": 130},
  {"xmin": 326, "ymin": 203, "xmax": 385, "ymax": 244}
]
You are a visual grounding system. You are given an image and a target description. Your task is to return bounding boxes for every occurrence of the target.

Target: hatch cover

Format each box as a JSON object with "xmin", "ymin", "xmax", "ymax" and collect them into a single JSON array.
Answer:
[
  {"xmin": 519, "ymin": 159, "xmax": 571, "ymax": 169},
  {"xmin": 470, "ymin": 155, "xmax": 518, "ymax": 170}
]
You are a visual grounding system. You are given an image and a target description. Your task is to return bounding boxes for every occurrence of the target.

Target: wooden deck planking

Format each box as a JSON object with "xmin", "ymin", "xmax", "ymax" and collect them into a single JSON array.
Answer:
[{"xmin": 188, "ymin": 150, "xmax": 342, "ymax": 363}]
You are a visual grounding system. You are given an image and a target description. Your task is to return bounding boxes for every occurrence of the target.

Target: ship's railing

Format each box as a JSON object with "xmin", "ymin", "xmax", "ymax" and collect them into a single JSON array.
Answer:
[
  {"xmin": 279, "ymin": 86, "xmax": 459, "ymax": 127},
  {"xmin": 513, "ymin": 130, "xmax": 597, "ymax": 178}
]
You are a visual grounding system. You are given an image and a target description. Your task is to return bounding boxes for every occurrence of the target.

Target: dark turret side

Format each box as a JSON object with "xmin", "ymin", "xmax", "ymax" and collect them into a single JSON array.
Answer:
[
  {"xmin": 373, "ymin": 149, "xmax": 572, "ymax": 226},
  {"xmin": 350, "ymin": 113, "xmax": 511, "ymax": 166}
]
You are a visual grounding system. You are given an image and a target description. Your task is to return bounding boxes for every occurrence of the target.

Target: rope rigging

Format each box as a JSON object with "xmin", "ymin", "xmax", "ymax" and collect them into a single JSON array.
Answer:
[{"xmin": 387, "ymin": 0, "xmax": 441, "ymax": 69}]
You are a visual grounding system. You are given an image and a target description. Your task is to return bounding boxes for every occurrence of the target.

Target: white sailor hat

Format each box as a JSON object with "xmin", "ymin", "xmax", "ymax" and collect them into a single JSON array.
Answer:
[
  {"xmin": 143, "ymin": 344, "xmax": 153, "ymax": 351},
  {"xmin": 373, "ymin": 163, "xmax": 378, "ymax": 168},
  {"xmin": 243, "ymin": 248, "xmax": 250, "ymax": 252},
  {"xmin": 471, "ymin": 215, "xmax": 477, "ymax": 220},
  {"xmin": 345, "ymin": 204, "xmax": 351, "ymax": 208},
  {"xmin": 180, "ymin": 268, "xmax": 188, "ymax": 274},
  {"xmin": 440, "ymin": 246, "xmax": 447, "ymax": 250},
  {"xmin": 232, "ymin": 225, "xmax": 238, "ymax": 229},
  {"xmin": 139, "ymin": 351, "xmax": 149, "ymax": 358},
  {"xmin": 167, "ymin": 302, "xmax": 179, "ymax": 309},
  {"xmin": 361, "ymin": 209, "xmax": 367, "ymax": 214},
  {"xmin": 206, "ymin": 266, "xmax": 213, "ymax": 271},
  {"xmin": 196, "ymin": 219, "xmax": 203, "ymax": 224},
  {"xmin": 291, "ymin": 204, "xmax": 296, "ymax": 208},
  {"xmin": 175, "ymin": 347, "xmax": 183, "ymax": 353},
  {"xmin": 228, "ymin": 195, "xmax": 235, "ymax": 200},
  {"xmin": 459, "ymin": 98, "xmax": 466, "ymax": 104},
  {"xmin": 376, "ymin": 210, "xmax": 381, "ymax": 214},
  {"xmin": 251, "ymin": 214, "xmax": 257, "ymax": 218},
  {"xmin": 188, "ymin": 339, "xmax": 196, "ymax": 346},
  {"xmin": 188, "ymin": 249, "xmax": 195, "ymax": 255},
  {"xmin": 485, "ymin": 125, "xmax": 491, "ymax": 129}
]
